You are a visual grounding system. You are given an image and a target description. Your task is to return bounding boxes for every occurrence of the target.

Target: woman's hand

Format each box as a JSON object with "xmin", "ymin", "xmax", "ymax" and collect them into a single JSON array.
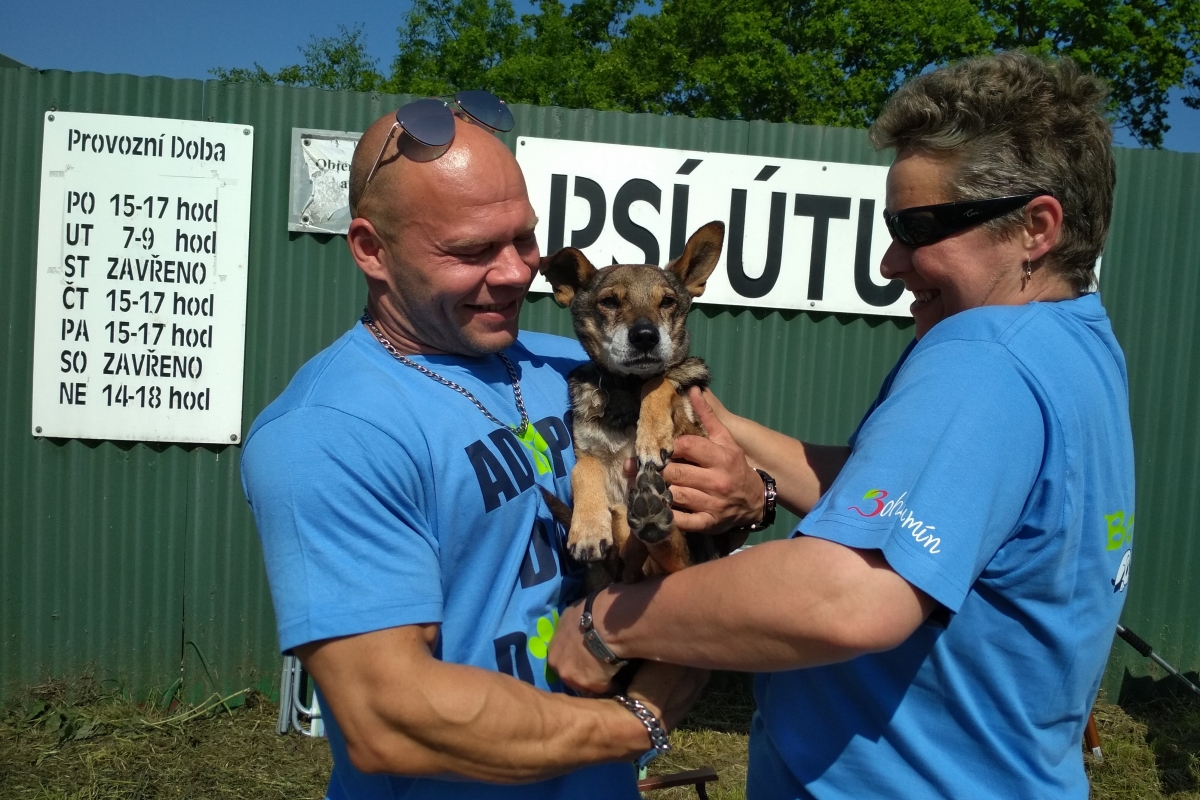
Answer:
[{"xmin": 663, "ymin": 387, "xmax": 766, "ymax": 536}]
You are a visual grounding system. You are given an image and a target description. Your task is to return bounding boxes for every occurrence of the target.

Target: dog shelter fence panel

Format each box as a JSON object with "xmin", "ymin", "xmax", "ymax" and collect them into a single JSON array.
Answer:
[{"xmin": 1, "ymin": 64, "xmax": 1197, "ymax": 701}]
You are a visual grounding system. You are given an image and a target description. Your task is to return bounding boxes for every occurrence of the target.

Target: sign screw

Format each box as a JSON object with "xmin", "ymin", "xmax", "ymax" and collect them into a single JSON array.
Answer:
[
  {"xmin": 35, "ymin": 426, "xmax": 42, "ymax": 433},
  {"xmin": 243, "ymin": 128, "xmax": 251, "ymax": 135},
  {"xmin": 47, "ymin": 114, "xmax": 55, "ymax": 122},
  {"xmin": 809, "ymin": 301, "xmax": 816, "ymax": 307},
  {"xmin": 230, "ymin": 434, "xmax": 239, "ymax": 441}
]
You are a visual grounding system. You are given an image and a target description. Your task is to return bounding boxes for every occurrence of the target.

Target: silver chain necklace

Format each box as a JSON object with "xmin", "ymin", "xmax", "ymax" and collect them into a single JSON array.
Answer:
[{"xmin": 360, "ymin": 308, "xmax": 532, "ymax": 437}]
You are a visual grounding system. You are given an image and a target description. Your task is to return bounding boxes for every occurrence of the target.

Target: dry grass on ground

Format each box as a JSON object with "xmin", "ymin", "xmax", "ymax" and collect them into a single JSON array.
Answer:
[
  {"xmin": 2, "ymin": 674, "xmax": 1198, "ymax": 799},
  {"xmin": 0, "ymin": 679, "xmax": 330, "ymax": 799}
]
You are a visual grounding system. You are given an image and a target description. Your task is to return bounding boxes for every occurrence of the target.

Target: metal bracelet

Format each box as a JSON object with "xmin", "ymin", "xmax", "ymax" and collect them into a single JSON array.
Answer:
[
  {"xmin": 579, "ymin": 589, "xmax": 628, "ymax": 668},
  {"xmin": 612, "ymin": 694, "xmax": 671, "ymax": 754}
]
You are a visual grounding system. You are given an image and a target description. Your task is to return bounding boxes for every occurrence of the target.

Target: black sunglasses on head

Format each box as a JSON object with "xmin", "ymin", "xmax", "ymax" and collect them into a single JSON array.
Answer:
[
  {"xmin": 361, "ymin": 90, "xmax": 514, "ymax": 197},
  {"xmin": 882, "ymin": 192, "xmax": 1049, "ymax": 248}
]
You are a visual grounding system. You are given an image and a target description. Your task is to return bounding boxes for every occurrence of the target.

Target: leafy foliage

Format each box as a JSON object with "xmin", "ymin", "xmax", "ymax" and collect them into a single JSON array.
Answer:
[
  {"xmin": 211, "ymin": 24, "xmax": 383, "ymax": 92},
  {"xmin": 983, "ymin": 0, "xmax": 1200, "ymax": 146},
  {"xmin": 211, "ymin": 1, "xmax": 1200, "ymax": 147}
]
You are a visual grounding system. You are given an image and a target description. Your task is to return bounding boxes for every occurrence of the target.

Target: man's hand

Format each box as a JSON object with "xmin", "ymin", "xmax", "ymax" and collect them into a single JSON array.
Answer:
[
  {"xmin": 664, "ymin": 387, "xmax": 765, "ymax": 535},
  {"xmin": 625, "ymin": 661, "xmax": 709, "ymax": 733},
  {"xmin": 550, "ymin": 591, "xmax": 627, "ymax": 695}
]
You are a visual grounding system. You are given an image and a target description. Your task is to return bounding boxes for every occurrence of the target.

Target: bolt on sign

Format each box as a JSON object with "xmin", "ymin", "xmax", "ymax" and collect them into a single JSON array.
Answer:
[
  {"xmin": 517, "ymin": 137, "xmax": 910, "ymax": 318},
  {"xmin": 30, "ymin": 111, "xmax": 254, "ymax": 444}
]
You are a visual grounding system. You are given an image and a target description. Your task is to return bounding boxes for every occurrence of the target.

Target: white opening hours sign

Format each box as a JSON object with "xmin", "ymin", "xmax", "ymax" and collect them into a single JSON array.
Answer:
[{"xmin": 31, "ymin": 111, "xmax": 254, "ymax": 444}]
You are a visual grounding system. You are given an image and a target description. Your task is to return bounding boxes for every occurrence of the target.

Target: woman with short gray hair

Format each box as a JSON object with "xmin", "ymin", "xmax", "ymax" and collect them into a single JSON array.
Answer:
[
  {"xmin": 549, "ymin": 51, "xmax": 1136, "ymax": 799},
  {"xmin": 870, "ymin": 50, "xmax": 1114, "ymax": 296}
]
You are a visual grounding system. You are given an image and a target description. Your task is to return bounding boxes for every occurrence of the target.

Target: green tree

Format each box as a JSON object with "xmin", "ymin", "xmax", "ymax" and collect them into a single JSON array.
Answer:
[
  {"xmin": 212, "ymin": 1, "xmax": 1200, "ymax": 147},
  {"xmin": 608, "ymin": 0, "xmax": 993, "ymax": 126},
  {"xmin": 388, "ymin": 0, "xmax": 640, "ymax": 110},
  {"xmin": 210, "ymin": 24, "xmax": 383, "ymax": 92},
  {"xmin": 982, "ymin": 0, "xmax": 1200, "ymax": 147}
]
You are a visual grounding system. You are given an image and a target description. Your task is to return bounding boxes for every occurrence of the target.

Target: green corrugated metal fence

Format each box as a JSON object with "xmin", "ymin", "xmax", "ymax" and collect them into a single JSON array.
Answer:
[{"xmin": 2, "ymin": 64, "xmax": 1197, "ymax": 701}]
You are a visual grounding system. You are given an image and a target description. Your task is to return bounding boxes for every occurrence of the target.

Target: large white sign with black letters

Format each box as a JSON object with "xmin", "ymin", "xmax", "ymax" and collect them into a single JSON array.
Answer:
[
  {"xmin": 31, "ymin": 111, "xmax": 253, "ymax": 444},
  {"xmin": 518, "ymin": 137, "xmax": 910, "ymax": 317}
]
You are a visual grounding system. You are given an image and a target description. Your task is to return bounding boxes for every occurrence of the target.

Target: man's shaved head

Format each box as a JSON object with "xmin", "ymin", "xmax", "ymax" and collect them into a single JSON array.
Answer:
[
  {"xmin": 344, "ymin": 109, "xmax": 541, "ymax": 357},
  {"xmin": 349, "ymin": 112, "xmax": 516, "ymax": 237}
]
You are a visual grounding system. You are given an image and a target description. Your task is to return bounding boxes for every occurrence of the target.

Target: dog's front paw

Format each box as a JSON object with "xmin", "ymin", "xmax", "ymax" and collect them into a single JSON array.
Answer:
[
  {"xmin": 635, "ymin": 416, "xmax": 674, "ymax": 470},
  {"xmin": 567, "ymin": 512, "xmax": 614, "ymax": 563},
  {"xmin": 628, "ymin": 463, "xmax": 674, "ymax": 543}
]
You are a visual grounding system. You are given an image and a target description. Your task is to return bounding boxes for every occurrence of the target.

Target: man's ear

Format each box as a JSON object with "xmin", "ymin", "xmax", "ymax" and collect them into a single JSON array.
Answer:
[
  {"xmin": 347, "ymin": 217, "xmax": 389, "ymax": 282},
  {"xmin": 666, "ymin": 221, "xmax": 724, "ymax": 298},
  {"xmin": 540, "ymin": 247, "xmax": 597, "ymax": 307}
]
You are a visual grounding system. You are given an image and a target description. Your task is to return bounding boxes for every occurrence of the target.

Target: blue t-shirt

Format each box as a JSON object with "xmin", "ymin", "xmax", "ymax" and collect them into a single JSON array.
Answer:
[
  {"xmin": 750, "ymin": 294, "xmax": 1135, "ymax": 800},
  {"xmin": 241, "ymin": 324, "xmax": 639, "ymax": 800}
]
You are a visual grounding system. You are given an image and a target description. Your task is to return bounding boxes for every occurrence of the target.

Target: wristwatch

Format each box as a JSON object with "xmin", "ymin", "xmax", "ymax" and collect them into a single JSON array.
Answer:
[
  {"xmin": 612, "ymin": 694, "xmax": 671, "ymax": 769},
  {"xmin": 738, "ymin": 468, "xmax": 777, "ymax": 533},
  {"xmin": 579, "ymin": 589, "xmax": 628, "ymax": 668}
]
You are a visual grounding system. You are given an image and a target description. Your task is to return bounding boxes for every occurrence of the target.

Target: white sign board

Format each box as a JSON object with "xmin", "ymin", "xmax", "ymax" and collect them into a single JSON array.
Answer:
[
  {"xmin": 288, "ymin": 127, "xmax": 359, "ymax": 234},
  {"xmin": 517, "ymin": 137, "xmax": 911, "ymax": 317},
  {"xmin": 31, "ymin": 111, "xmax": 254, "ymax": 444}
]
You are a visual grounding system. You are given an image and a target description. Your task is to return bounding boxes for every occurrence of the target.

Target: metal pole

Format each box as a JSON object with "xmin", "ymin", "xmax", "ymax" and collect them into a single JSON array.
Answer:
[
  {"xmin": 1116, "ymin": 624, "xmax": 1200, "ymax": 698},
  {"xmin": 277, "ymin": 655, "xmax": 297, "ymax": 734}
]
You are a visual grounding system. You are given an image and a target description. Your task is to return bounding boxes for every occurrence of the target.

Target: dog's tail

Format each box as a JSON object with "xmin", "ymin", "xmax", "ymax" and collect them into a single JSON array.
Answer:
[{"xmin": 538, "ymin": 486, "xmax": 573, "ymax": 532}]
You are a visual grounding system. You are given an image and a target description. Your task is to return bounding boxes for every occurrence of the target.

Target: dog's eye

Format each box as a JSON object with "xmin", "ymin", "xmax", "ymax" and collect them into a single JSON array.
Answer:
[
  {"xmin": 599, "ymin": 296, "xmax": 620, "ymax": 310},
  {"xmin": 660, "ymin": 296, "xmax": 676, "ymax": 309}
]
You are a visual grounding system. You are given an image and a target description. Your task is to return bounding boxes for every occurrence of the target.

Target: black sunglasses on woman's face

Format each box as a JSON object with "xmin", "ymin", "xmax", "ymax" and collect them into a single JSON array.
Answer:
[
  {"xmin": 361, "ymin": 90, "xmax": 514, "ymax": 198},
  {"xmin": 882, "ymin": 192, "xmax": 1049, "ymax": 248}
]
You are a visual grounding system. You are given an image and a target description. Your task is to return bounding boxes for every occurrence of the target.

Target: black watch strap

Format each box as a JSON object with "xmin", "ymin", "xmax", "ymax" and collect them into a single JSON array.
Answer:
[
  {"xmin": 738, "ymin": 468, "xmax": 777, "ymax": 533},
  {"xmin": 579, "ymin": 589, "xmax": 627, "ymax": 668}
]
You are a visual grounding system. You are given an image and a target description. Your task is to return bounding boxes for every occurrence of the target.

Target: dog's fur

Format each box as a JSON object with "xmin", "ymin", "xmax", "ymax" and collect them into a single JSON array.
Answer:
[{"xmin": 541, "ymin": 221, "xmax": 740, "ymax": 582}]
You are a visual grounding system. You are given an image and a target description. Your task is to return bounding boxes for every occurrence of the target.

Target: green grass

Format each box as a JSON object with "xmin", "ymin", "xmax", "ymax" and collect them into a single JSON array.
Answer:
[{"xmin": 1, "ymin": 675, "xmax": 1197, "ymax": 799}]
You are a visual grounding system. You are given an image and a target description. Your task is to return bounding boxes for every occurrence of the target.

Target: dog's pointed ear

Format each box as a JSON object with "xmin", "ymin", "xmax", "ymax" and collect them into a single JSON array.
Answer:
[
  {"xmin": 540, "ymin": 247, "xmax": 597, "ymax": 307},
  {"xmin": 665, "ymin": 221, "xmax": 724, "ymax": 298}
]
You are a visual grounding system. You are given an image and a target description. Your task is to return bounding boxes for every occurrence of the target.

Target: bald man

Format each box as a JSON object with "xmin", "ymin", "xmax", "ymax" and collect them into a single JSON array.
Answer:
[{"xmin": 241, "ymin": 112, "xmax": 704, "ymax": 799}]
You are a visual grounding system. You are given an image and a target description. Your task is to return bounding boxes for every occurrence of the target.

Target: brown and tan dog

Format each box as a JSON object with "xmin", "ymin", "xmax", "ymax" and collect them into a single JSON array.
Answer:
[{"xmin": 541, "ymin": 221, "xmax": 740, "ymax": 582}]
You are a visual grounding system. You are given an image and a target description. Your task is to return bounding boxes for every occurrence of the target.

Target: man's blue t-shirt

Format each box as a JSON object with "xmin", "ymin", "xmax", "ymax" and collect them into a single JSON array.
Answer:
[
  {"xmin": 750, "ymin": 294, "xmax": 1135, "ymax": 800},
  {"xmin": 241, "ymin": 324, "xmax": 639, "ymax": 800}
]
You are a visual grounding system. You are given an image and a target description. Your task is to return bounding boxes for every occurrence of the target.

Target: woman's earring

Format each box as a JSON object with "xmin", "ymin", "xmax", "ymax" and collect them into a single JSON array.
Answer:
[{"xmin": 1023, "ymin": 257, "xmax": 1033, "ymax": 287}]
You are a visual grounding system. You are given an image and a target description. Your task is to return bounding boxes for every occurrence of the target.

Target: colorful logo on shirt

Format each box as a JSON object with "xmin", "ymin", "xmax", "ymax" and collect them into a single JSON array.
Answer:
[
  {"xmin": 1105, "ymin": 510, "xmax": 1134, "ymax": 551},
  {"xmin": 1112, "ymin": 550, "xmax": 1132, "ymax": 592},
  {"xmin": 514, "ymin": 423, "xmax": 553, "ymax": 475},
  {"xmin": 848, "ymin": 489, "xmax": 888, "ymax": 517},
  {"xmin": 527, "ymin": 609, "xmax": 560, "ymax": 684},
  {"xmin": 849, "ymin": 490, "xmax": 942, "ymax": 555}
]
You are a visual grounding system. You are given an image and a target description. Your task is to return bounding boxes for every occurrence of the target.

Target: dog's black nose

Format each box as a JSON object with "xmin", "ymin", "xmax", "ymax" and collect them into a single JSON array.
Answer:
[{"xmin": 628, "ymin": 320, "xmax": 660, "ymax": 352}]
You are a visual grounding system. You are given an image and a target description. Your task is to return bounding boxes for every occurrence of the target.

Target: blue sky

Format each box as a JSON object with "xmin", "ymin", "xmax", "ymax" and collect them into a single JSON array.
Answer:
[{"xmin": 2, "ymin": 0, "xmax": 1197, "ymax": 151}]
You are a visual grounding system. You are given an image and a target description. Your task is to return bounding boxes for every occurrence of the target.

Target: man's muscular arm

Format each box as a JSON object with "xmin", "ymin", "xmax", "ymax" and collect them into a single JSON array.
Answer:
[{"xmin": 298, "ymin": 623, "xmax": 705, "ymax": 783}]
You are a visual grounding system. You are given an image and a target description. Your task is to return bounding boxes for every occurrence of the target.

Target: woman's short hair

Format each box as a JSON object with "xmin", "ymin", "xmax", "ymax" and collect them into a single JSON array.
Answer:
[{"xmin": 869, "ymin": 51, "xmax": 1115, "ymax": 293}]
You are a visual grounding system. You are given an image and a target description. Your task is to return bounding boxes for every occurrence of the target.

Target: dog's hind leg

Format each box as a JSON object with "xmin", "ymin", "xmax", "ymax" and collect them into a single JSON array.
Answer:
[
  {"xmin": 644, "ymin": 529, "xmax": 692, "ymax": 574},
  {"xmin": 610, "ymin": 504, "xmax": 650, "ymax": 583}
]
